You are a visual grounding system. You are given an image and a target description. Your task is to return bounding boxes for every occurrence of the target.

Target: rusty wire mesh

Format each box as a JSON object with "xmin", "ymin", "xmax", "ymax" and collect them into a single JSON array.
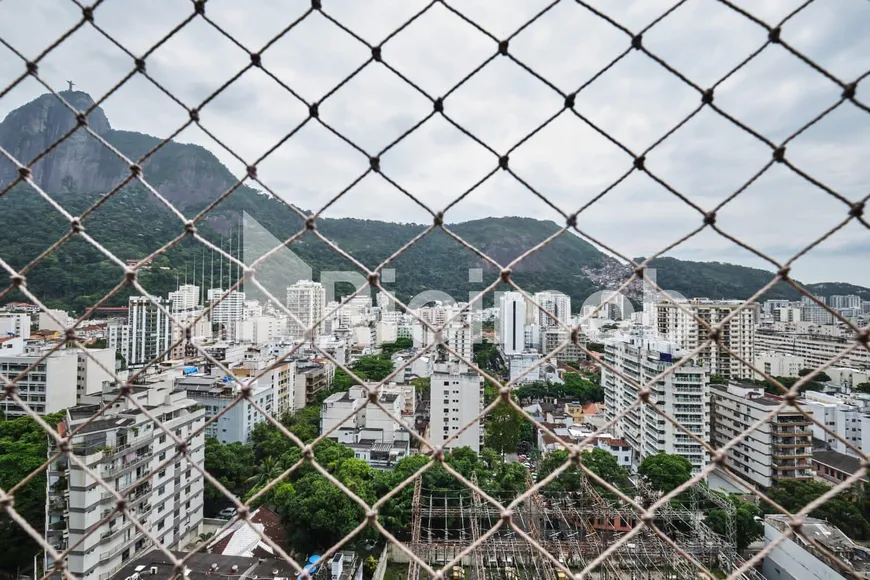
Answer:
[{"xmin": 0, "ymin": 0, "xmax": 869, "ymax": 579}]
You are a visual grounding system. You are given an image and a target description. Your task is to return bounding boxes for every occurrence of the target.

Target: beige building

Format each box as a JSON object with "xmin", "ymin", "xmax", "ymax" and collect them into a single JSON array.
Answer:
[
  {"xmin": 711, "ymin": 383, "xmax": 813, "ymax": 489},
  {"xmin": 653, "ymin": 299, "xmax": 758, "ymax": 380}
]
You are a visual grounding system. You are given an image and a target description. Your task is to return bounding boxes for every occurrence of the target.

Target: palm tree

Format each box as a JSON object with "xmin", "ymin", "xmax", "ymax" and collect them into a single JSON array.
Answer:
[
  {"xmin": 195, "ymin": 532, "xmax": 214, "ymax": 545},
  {"xmin": 245, "ymin": 456, "xmax": 284, "ymax": 491}
]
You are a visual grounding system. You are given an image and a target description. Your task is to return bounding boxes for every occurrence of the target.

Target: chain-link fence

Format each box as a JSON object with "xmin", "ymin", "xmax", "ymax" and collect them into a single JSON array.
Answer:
[{"xmin": 0, "ymin": 0, "xmax": 869, "ymax": 579}]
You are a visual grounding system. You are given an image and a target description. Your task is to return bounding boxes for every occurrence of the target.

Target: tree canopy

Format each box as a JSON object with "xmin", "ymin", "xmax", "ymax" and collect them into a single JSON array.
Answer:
[
  {"xmin": 637, "ymin": 453, "xmax": 693, "ymax": 493},
  {"xmin": 764, "ymin": 479, "xmax": 870, "ymax": 541},
  {"xmin": 536, "ymin": 448, "xmax": 629, "ymax": 494},
  {"xmin": 514, "ymin": 373, "xmax": 603, "ymax": 404},
  {"xmin": 0, "ymin": 412, "xmax": 64, "ymax": 575}
]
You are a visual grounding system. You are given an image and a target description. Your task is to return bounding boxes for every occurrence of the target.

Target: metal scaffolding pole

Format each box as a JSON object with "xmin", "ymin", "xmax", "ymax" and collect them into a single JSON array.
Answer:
[
  {"xmin": 408, "ymin": 477, "xmax": 423, "ymax": 580},
  {"xmin": 470, "ymin": 475, "xmax": 486, "ymax": 580}
]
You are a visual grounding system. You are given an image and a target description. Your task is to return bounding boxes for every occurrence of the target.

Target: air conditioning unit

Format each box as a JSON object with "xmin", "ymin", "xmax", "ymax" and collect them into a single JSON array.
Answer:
[{"xmin": 150, "ymin": 567, "xmax": 158, "ymax": 575}]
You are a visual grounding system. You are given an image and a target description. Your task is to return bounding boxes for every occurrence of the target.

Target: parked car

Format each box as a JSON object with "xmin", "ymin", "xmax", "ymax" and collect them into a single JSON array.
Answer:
[{"xmin": 218, "ymin": 507, "xmax": 237, "ymax": 519}]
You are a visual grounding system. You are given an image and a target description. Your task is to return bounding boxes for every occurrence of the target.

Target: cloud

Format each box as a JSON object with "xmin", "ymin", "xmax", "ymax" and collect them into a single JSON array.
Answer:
[{"xmin": 0, "ymin": 0, "xmax": 868, "ymax": 285}]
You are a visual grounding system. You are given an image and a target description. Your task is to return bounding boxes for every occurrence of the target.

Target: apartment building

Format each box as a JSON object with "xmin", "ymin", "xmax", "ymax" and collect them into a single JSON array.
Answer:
[
  {"xmin": 231, "ymin": 350, "xmax": 297, "ymax": 416},
  {"xmin": 499, "ymin": 292, "xmax": 526, "ymax": 355},
  {"xmin": 0, "ymin": 311, "xmax": 31, "ymax": 337},
  {"xmin": 45, "ymin": 384, "xmax": 205, "ymax": 579},
  {"xmin": 209, "ymin": 290, "xmax": 246, "ymax": 340},
  {"xmin": 320, "ymin": 384, "xmax": 410, "ymax": 468},
  {"xmin": 175, "ymin": 374, "xmax": 275, "ymax": 444},
  {"xmin": 711, "ymin": 383, "xmax": 814, "ymax": 488},
  {"xmin": 428, "ymin": 362, "xmax": 484, "ymax": 453},
  {"xmin": 293, "ymin": 359, "xmax": 333, "ymax": 410},
  {"xmin": 107, "ymin": 297, "xmax": 173, "ymax": 369},
  {"xmin": 799, "ymin": 305, "xmax": 835, "ymax": 325},
  {"xmin": 507, "ymin": 350, "xmax": 543, "ymax": 385},
  {"xmin": 0, "ymin": 339, "xmax": 114, "ymax": 416},
  {"xmin": 541, "ymin": 327, "xmax": 587, "ymax": 363},
  {"xmin": 800, "ymin": 391, "xmax": 862, "ymax": 456},
  {"xmin": 753, "ymin": 352, "xmax": 806, "ymax": 379},
  {"xmin": 653, "ymin": 299, "xmax": 757, "ymax": 380},
  {"xmin": 533, "ymin": 291, "xmax": 571, "ymax": 328},
  {"xmin": 755, "ymin": 328, "xmax": 870, "ymax": 370},
  {"xmin": 38, "ymin": 308, "xmax": 73, "ymax": 333},
  {"xmin": 168, "ymin": 284, "xmax": 200, "ymax": 313},
  {"xmin": 602, "ymin": 335, "xmax": 711, "ymax": 473},
  {"xmin": 286, "ymin": 280, "xmax": 326, "ymax": 340}
]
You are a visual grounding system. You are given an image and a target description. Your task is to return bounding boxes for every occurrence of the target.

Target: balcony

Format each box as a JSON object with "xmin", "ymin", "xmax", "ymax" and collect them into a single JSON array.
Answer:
[
  {"xmin": 773, "ymin": 452, "xmax": 812, "ymax": 460},
  {"xmin": 775, "ymin": 460, "xmax": 812, "ymax": 469},
  {"xmin": 102, "ymin": 453, "xmax": 151, "ymax": 478}
]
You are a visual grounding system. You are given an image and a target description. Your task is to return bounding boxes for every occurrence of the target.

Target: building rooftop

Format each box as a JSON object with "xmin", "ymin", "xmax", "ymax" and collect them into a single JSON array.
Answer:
[
  {"xmin": 110, "ymin": 550, "xmax": 298, "ymax": 580},
  {"xmin": 208, "ymin": 506, "xmax": 288, "ymax": 559},
  {"xmin": 813, "ymin": 450, "xmax": 865, "ymax": 477},
  {"xmin": 380, "ymin": 392, "xmax": 399, "ymax": 404},
  {"xmin": 767, "ymin": 515, "xmax": 856, "ymax": 550},
  {"xmin": 73, "ymin": 417, "xmax": 135, "ymax": 434}
]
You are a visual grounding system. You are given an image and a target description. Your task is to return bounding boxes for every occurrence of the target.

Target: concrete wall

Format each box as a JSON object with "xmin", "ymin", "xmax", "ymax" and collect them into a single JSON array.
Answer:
[{"xmin": 371, "ymin": 545, "xmax": 390, "ymax": 580}]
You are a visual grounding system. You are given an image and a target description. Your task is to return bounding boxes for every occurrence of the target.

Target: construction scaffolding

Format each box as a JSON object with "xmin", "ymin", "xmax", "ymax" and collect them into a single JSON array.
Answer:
[{"xmin": 402, "ymin": 476, "xmax": 762, "ymax": 580}]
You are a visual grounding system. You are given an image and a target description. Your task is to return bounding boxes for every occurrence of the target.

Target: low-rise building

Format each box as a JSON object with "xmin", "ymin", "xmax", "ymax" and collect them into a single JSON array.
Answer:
[
  {"xmin": 109, "ymin": 550, "xmax": 299, "ymax": 580},
  {"xmin": 320, "ymin": 385, "xmax": 411, "ymax": 468},
  {"xmin": 811, "ymin": 449, "xmax": 869, "ymax": 490}
]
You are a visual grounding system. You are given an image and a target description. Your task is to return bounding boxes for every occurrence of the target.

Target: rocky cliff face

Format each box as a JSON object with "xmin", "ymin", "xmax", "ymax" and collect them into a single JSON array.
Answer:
[{"xmin": 0, "ymin": 91, "xmax": 241, "ymax": 209}]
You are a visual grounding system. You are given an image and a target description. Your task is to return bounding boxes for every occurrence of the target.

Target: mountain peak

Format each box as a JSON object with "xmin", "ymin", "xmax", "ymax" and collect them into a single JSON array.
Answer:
[
  {"xmin": 0, "ymin": 91, "xmax": 238, "ymax": 207},
  {"xmin": 1, "ymin": 91, "xmax": 111, "ymax": 135}
]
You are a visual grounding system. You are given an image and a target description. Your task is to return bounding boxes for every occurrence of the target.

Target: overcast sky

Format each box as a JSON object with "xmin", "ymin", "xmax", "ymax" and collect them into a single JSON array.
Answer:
[{"xmin": 1, "ymin": 0, "xmax": 868, "ymax": 285}]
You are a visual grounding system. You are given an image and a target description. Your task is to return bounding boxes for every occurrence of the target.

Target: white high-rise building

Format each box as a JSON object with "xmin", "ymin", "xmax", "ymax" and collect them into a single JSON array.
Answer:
[
  {"xmin": 168, "ymin": 284, "xmax": 200, "ymax": 313},
  {"xmin": 421, "ymin": 322, "xmax": 473, "ymax": 364},
  {"xmin": 428, "ymin": 362, "xmax": 483, "ymax": 453},
  {"xmin": 602, "ymin": 335, "xmax": 711, "ymax": 474},
  {"xmin": 508, "ymin": 350, "xmax": 543, "ymax": 385},
  {"xmin": 0, "ymin": 312, "xmax": 31, "ymax": 338},
  {"xmin": 652, "ymin": 299, "xmax": 757, "ymax": 380},
  {"xmin": 209, "ymin": 289, "xmax": 246, "ymax": 339},
  {"xmin": 37, "ymin": 308, "xmax": 72, "ymax": 333},
  {"xmin": 829, "ymin": 295, "xmax": 862, "ymax": 310},
  {"xmin": 126, "ymin": 296, "xmax": 173, "ymax": 368},
  {"xmin": 45, "ymin": 384, "xmax": 206, "ymax": 578},
  {"xmin": 799, "ymin": 305, "xmax": 834, "ymax": 325},
  {"xmin": 533, "ymin": 291, "xmax": 571, "ymax": 328},
  {"xmin": 499, "ymin": 292, "xmax": 526, "ymax": 355},
  {"xmin": 801, "ymin": 391, "xmax": 861, "ymax": 456},
  {"xmin": 286, "ymin": 281, "xmax": 326, "ymax": 340}
]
